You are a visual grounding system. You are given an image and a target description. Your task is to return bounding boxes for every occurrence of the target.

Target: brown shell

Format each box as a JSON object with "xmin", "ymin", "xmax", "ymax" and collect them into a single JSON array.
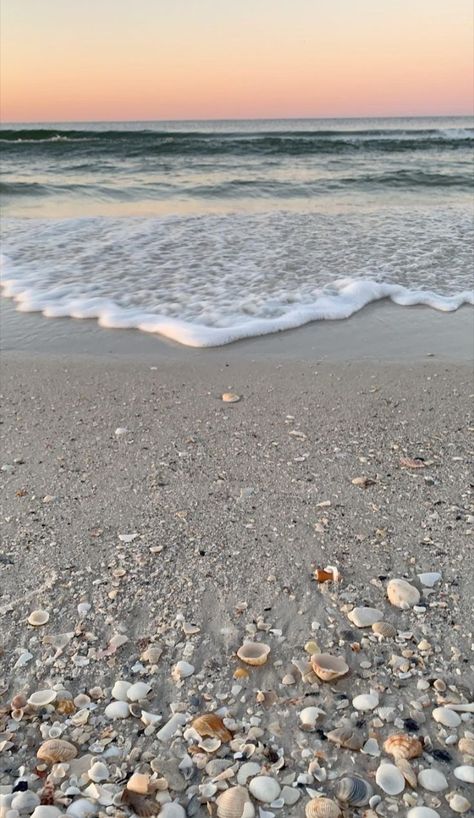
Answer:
[
  {"xmin": 121, "ymin": 789, "xmax": 159, "ymax": 817},
  {"xmin": 395, "ymin": 758, "xmax": 418, "ymax": 788},
  {"xmin": 458, "ymin": 736, "xmax": 474, "ymax": 757},
  {"xmin": 371, "ymin": 621, "xmax": 397, "ymax": 638},
  {"xmin": 11, "ymin": 693, "xmax": 27, "ymax": 710},
  {"xmin": 55, "ymin": 698, "xmax": 76, "ymax": 715},
  {"xmin": 37, "ymin": 739, "xmax": 78, "ymax": 764},
  {"xmin": 383, "ymin": 734, "xmax": 423, "ymax": 760},
  {"xmin": 192, "ymin": 713, "xmax": 233, "ymax": 742},
  {"xmin": 305, "ymin": 798, "xmax": 341, "ymax": 818},
  {"xmin": 315, "ymin": 568, "xmax": 335, "ymax": 583},
  {"xmin": 310, "ymin": 653, "xmax": 349, "ymax": 682},
  {"xmin": 326, "ymin": 726, "xmax": 364, "ymax": 751},
  {"xmin": 40, "ymin": 780, "xmax": 55, "ymax": 805}
]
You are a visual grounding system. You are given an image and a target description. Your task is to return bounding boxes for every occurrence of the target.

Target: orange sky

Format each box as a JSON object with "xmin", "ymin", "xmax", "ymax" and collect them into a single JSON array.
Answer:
[{"xmin": 1, "ymin": 0, "xmax": 473, "ymax": 122}]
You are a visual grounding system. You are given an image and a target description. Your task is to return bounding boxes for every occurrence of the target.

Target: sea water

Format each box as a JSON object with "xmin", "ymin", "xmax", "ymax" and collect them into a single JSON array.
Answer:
[{"xmin": 1, "ymin": 117, "xmax": 473, "ymax": 347}]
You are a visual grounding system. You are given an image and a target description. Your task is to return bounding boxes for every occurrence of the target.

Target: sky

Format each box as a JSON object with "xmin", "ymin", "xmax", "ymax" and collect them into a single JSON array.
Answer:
[{"xmin": 1, "ymin": 0, "xmax": 473, "ymax": 123}]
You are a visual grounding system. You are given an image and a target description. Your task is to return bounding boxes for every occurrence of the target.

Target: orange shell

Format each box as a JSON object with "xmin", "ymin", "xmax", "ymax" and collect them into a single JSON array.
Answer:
[
  {"xmin": 383, "ymin": 734, "xmax": 423, "ymax": 760},
  {"xmin": 315, "ymin": 568, "xmax": 334, "ymax": 583},
  {"xmin": 192, "ymin": 713, "xmax": 233, "ymax": 742},
  {"xmin": 37, "ymin": 739, "xmax": 78, "ymax": 764}
]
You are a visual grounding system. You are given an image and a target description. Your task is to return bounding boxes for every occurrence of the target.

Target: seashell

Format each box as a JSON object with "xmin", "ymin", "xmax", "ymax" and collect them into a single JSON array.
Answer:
[
  {"xmin": 198, "ymin": 737, "xmax": 221, "ymax": 753},
  {"xmin": 305, "ymin": 797, "xmax": 341, "ymax": 818},
  {"xmin": 237, "ymin": 762, "xmax": 261, "ymax": 785},
  {"xmin": 234, "ymin": 667, "xmax": 249, "ymax": 679},
  {"xmin": 375, "ymin": 763, "xmax": 405, "ymax": 795},
  {"xmin": 141, "ymin": 645, "xmax": 163, "ymax": 664},
  {"xmin": 140, "ymin": 710, "xmax": 161, "ymax": 726},
  {"xmin": 37, "ymin": 739, "xmax": 77, "ymax": 764},
  {"xmin": 28, "ymin": 609, "xmax": 50, "ymax": 626},
  {"xmin": 387, "ymin": 578, "xmax": 420, "ymax": 608},
  {"xmin": 326, "ymin": 726, "xmax": 364, "ymax": 751},
  {"xmin": 406, "ymin": 810, "xmax": 440, "ymax": 818},
  {"xmin": 383, "ymin": 734, "xmax": 423, "ymax": 760},
  {"xmin": 55, "ymin": 698, "xmax": 76, "ymax": 715},
  {"xmin": 417, "ymin": 572, "xmax": 441, "ymax": 587},
  {"xmin": 65, "ymin": 798, "xmax": 98, "ymax": 817},
  {"xmin": 171, "ymin": 660, "xmax": 195, "ymax": 680},
  {"xmin": 121, "ymin": 789, "xmax": 158, "ymax": 817},
  {"xmin": 458, "ymin": 737, "xmax": 474, "ymax": 756},
  {"xmin": 348, "ymin": 607, "xmax": 383, "ymax": 628},
  {"xmin": 281, "ymin": 787, "xmax": 300, "ymax": 806},
  {"xmin": 417, "ymin": 768, "xmax": 448, "ymax": 792},
  {"xmin": 216, "ymin": 786, "xmax": 255, "ymax": 818},
  {"xmin": 248, "ymin": 776, "xmax": 281, "ymax": 803},
  {"xmin": 127, "ymin": 682, "xmax": 152, "ymax": 701},
  {"xmin": 237, "ymin": 642, "xmax": 270, "ymax": 666},
  {"xmin": 454, "ymin": 765, "xmax": 474, "ymax": 783},
  {"xmin": 39, "ymin": 780, "xmax": 55, "ymax": 805},
  {"xmin": 314, "ymin": 568, "xmax": 336, "ymax": 583},
  {"xmin": 11, "ymin": 790, "xmax": 41, "ymax": 813},
  {"xmin": 361, "ymin": 738, "xmax": 379, "ymax": 756},
  {"xmin": 11, "ymin": 693, "xmax": 27, "ymax": 710},
  {"xmin": 310, "ymin": 653, "xmax": 349, "ymax": 682},
  {"xmin": 156, "ymin": 712, "xmax": 188, "ymax": 742},
  {"xmin": 104, "ymin": 700, "xmax": 129, "ymax": 719},
  {"xmin": 395, "ymin": 758, "xmax": 417, "ymax": 788},
  {"xmin": 352, "ymin": 692, "xmax": 379, "ymax": 711},
  {"xmin": 448, "ymin": 794, "xmax": 471, "ymax": 814},
  {"xmin": 11, "ymin": 707, "xmax": 25, "ymax": 722},
  {"xmin": 159, "ymin": 805, "xmax": 186, "ymax": 818},
  {"xmin": 432, "ymin": 706, "xmax": 461, "ymax": 727},
  {"xmin": 371, "ymin": 621, "xmax": 396, "ymax": 638},
  {"xmin": 127, "ymin": 772, "xmax": 150, "ymax": 794},
  {"xmin": 88, "ymin": 761, "xmax": 108, "ymax": 782},
  {"xmin": 445, "ymin": 701, "xmax": 474, "ymax": 712},
  {"xmin": 335, "ymin": 775, "xmax": 373, "ymax": 806},
  {"xmin": 31, "ymin": 808, "xmax": 63, "ymax": 818},
  {"xmin": 222, "ymin": 392, "xmax": 241, "ymax": 403},
  {"xmin": 192, "ymin": 713, "xmax": 233, "ymax": 742},
  {"xmin": 299, "ymin": 707, "xmax": 325, "ymax": 731},
  {"xmin": 28, "ymin": 690, "xmax": 57, "ymax": 708},
  {"xmin": 111, "ymin": 680, "xmax": 131, "ymax": 701}
]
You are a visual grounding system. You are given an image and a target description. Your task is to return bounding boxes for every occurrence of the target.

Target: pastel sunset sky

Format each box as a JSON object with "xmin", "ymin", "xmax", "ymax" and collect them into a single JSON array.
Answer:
[{"xmin": 1, "ymin": 0, "xmax": 473, "ymax": 123}]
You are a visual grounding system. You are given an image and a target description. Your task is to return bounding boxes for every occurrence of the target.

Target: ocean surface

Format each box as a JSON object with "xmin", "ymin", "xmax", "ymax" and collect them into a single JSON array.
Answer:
[{"xmin": 1, "ymin": 116, "xmax": 473, "ymax": 347}]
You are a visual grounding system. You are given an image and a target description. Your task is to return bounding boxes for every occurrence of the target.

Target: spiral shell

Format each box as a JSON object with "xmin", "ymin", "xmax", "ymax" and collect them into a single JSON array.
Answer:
[
  {"xmin": 192, "ymin": 713, "xmax": 233, "ymax": 742},
  {"xmin": 335, "ymin": 775, "xmax": 373, "ymax": 806},
  {"xmin": 37, "ymin": 738, "xmax": 78, "ymax": 764},
  {"xmin": 383, "ymin": 734, "xmax": 423, "ymax": 760},
  {"xmin": 310, "ymin": 653, "xmax": 349, "ymax": 682},
  {"xmin": 326, "ymin": 726, "xmax": 364, "ymax": 751},
  {"xmin": 305, "ymin": 797, "xmax": 341, "ymax": 818},
  {"xmin": 372, "ymin": 621, "xmax": 397, "ymax": 638},
  {"xmin": 237, "ymin": 643, "xmax": 270, "ymax": 666},
  {"xmin": 217, "ymin": 786, "xmax": 255, "ymax": 818}
]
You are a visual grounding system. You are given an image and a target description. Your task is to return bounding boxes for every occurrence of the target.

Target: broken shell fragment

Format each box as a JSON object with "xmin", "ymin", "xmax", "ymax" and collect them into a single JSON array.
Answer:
[
  {"xmin": 126, "ymin": 682, "xmax": 152, "ymax": 701},
  {"xmin": 192, "ymin": 713, "xmax": 233, "ymax": 742},
  {"xmin": 395, "ymin": 758, "xmax": 418, "ymax": 788},
  {"xmin": 299, "ymin": 706, "xmax": 325, "ymax": 731},
  {"xmin": 222, "ymin": 392, "xmax": 241, "ymax": 403},
  {"xmin": 387, "ymin": 578, "xmax": 420, "ymax": 608},
  {"xmin": 216, "ymin": 786, "xmax": 255, "ymax": 818},
  {"xmin": 383, "ymin": 734, "xmax": 423, "ymax": 760},
  {"xmin": 458, "ymin": 737, "xmax": 474, "ymax": 756},
  {"xmin": 28, "ymin": 609, "xmax": 50, "ymax": 626},
  {"xmin": 335, "ymin": 775, "xmax": 373, "ymax": 806},
  {"xmin": 326, "ymin": 726, "xmax": 364, "ymax": 751},
  {"xmin": 347, "ymin": 607, "xmax": 383, "ymax": 628},
  {"xmin": 37, "ymin": 738, "xmax": 78, "ymax": 764},
  {"xmin": 310, "ymin": 653, "xmax": 349, "ymax": 682},
  {"xmin": 237, "ymin": 642, "xmax": 270, "ymax": 666},
  {"xmin": 127, "ymin": 773, "xmax": 151, "ymax": 794},
  {"xmin": 305, "ymin": 797, "xmax": 341, "ymax": 818}
]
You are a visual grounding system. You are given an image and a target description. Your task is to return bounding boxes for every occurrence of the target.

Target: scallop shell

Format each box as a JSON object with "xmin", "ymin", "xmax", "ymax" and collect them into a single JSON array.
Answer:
[
  {"xmin": 372, "ymin": 621, "xmax": 397, "ymax": 638},
  {"xmin": 222, "ymin": 392, "xmax": 241, "ymax": 403},
  {"xmin": 216, "ymin": 786, "xmax": 255, "ymax": 818},
  {"xmin": 192, "ymin": 713, "xmax": 233, "ymax": 742},
  {"xmin": 395, "ymin": 758, "xmax": 418, "ymax": 788},
  {"xmin": 237, "ymin": 643, "xmax": 270, "ymax": 666},
  {"xmin": 28, "ymin": 609, "xmax": 50, "ymax": 626},
  {"xmin": 335, "ymin": 775, "xmax": 372, "ymax": 806},
  {"xmin": 305, "ymin": 797, "xmax": 341, "ymax": 818},
  {"xmin": 310, "ymin": 653, "xmax": 349, "ymax": 682},
  {"xmin": 121, "ymin": 789, "xmax": 159, "ymax": 817},
  {"xmin": 326, "ymin": 726, "xmax": 364, "ymax": 751},
  {"xmin": 375, "ymin": 763, "xmax": 405, "ymax": 795},
  {"xmin": 383, "ymin": 734, "xmax": 423, "ymax": 760},
  {"xmin": 37, "ymin": 738, "xmax": 78, "ymax": 764},
  {"xmin": 387, "ymin": 578, "xmax": 420, "ymax": 608}
]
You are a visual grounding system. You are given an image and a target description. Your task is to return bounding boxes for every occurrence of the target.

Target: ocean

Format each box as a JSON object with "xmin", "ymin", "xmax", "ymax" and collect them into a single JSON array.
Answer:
[{"xmin": 1, "ymin": 116, "xmax": 473, "ymax": 347}]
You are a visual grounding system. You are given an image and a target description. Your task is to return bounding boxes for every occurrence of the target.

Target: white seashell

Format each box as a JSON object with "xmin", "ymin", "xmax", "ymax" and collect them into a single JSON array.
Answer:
[
  {"xmin": 127, "ymin": 682, "xmax": 151, "ymax": 701},
  {"xmin": 352, "ymin": 692, "xmax": 379, "ymax": 711},
  {"xmin": 28, "ymin": 609, "xmax": 50, "ymax": 626},
  {"xmin": 248, "ymin": 777, "xmax": 281, "ymax": 803},
  {"xmin": 88, "ymin": 761, "xmax": 109, "ymax": 782},
  {"xmin": 361, "ymin": 738, "xmax": 380, "ymax": 756},
  {"xmin": 310, "ymin": 653, "xmax": 349, "ymax": 682},
  {"xmin": 11, "ymin": 791, "xmax": 41, "ymax": 813},
  {"xmin": 217, "ymin": 787, "xmax": 255, "ymax": 818},
  {"xmin": 305, "ymin": 797, "xmax": 340, "ymax": 818},
  {"xmin": 237, "ymin": 643, "xmax": 271, "ymax": 666},
  {"xmin": 454, "ymin": 765, "xmax": 474, "ymax": 783},
  {"xmin": 406, "ymin": 810, "xmax": 440, "ymax": 818},
  {"xmin": 281, "ymin": 787, "xmax": 300, "ymax": 806},
  {"xmin": 299, "ymin": 707, "xmax": 324, "ymax": 730},
  {"xmin": 387, "ymin": 578, "xmax": 420, "ymax": 608},
  {"xmin": 375, "ymin": 763, "xmax": 405, "ymax": 795},
  {"xmin": 141, "ymin": 710, "xmax": 162, "ymax": 726},
  {"xmin": 445, "ymin": 702, "xmax": 474, "ymax": 712},
  {"xmin": 448, "ymin": 794, "xmax": 471, "ymax": 814},
  {"xmin": 171, "ymin": 661, "xmax": 195, "ymax": 680},
  {"xmin": 28, "ymin": 689, "xmax": 57, "ymax": 707},
  {"xmin": 237, "ymin": 762, "xmax": 261, "ymax": 785},
  {"xmin": 66, "ymin": 799, "xmax": 98, "ymax": 818},
  {"xmin": 104, "ymin": 700, "xmax": 129, "ymax": 719},
  {"xmin": 31, "ymin": 809, "xmax": 63, "ymax": 818},
  {"xmin": 347, "ymin": 607, "xmax": 383, "ymax": 628},
  {"xmin": 159, "ymin": 804, "xmax": 186, "ymax": 818},
  {"xmin": 111, "ymin": 680, "xmax": 131, "ymax": 701},
  {"xmin": 417, "ymin": 768, "xmax": 448, "ymax": 792},
  {"xmin": 157, "ymin": 713, "xmax": 188, "ymax": 742},
  {"xmin": 417, "ymin": 572, "xmax": 441, "ymax": 587},
  {"xmin": 432, "ymin": 706, "xmax": 461, "ymax": 727}
]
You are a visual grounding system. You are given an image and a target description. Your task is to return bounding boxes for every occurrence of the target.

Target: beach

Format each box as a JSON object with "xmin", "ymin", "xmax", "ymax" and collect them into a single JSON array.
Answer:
[{"xmin": 1, "ymin": 308, "xmax": 473, "ymax": 816}]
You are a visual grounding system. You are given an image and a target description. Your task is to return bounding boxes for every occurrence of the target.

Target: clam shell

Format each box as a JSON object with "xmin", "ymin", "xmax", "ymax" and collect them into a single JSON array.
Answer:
[
  {"xmin": 335, "ymin": 776, "xmax": 372, "ymax": 806},
  {"xmin": 237, "ymin": 643, "xmax": 270, "ymax": 666},
  {"xmin": 326, "ymin": 726, "xmax": 364, "ymax": 751},
  {"xmin": 448, "ymin": 794, "xmax": 471, "ymax": 814},
  {"xmin": 28, "ymin": 609, "xmax": 50, "ymax": 626},
  {"xmin": 406, "ymin": 810, "xmax": 440, "ymax": 818},
  {"xmin": 299, "ymin": 707, "xmax": 324, "ymax": 731},
  {"xmin": 11, "ymin": 693, "xmax": 27, "ymax": 709},
  {"xmin": 216, "ymin": 786, "xmax": 255, "ymax": 818},
  {"xmin": 418, "ymin": 768, "xmax": 448, "ymax": 792},
  {"xmin": 371, "ymin": 621, "xmax": 397, "ymax": 638},
  {"xmin": 127, "ymin": 682, "xmax": 152, "ymax": 701},
  {"xmin": 192, "ymin": 713, "xmax": 233, "ymax": 742},
  {"xmin": 222, "ymin": 392, "xmax": 241, "ymax": 403},
  {"xmin": 383, "ymin": 734, "xmax": 423, "ymax": 760},
  {"xmin": 454, "ymin": 765, "xmax": 474, "ymax": 783},
  {"xmin": 375, "ymin": 763, "xmax": 405, "ymax": 795},
  {"xmin": 432, "ymin": 706, "xmax": 461, "ymax": 727},
  {"xmin": 387, "ymin": 578, "xmax": 420, "ymax": 608},
  {"xmin": 352, "ymin": 692, "xmax": 378, "ymax": 711},
  {"xmin": 11, "ymin": 791, "xmax": 41, "ymax": 813},
  {"xmin": 28, "ymin": 689, "xmax": 57, "ymax": 708},
  {"xmin": 37, "ymin": 738, "xmax": 78, "ymax": 764},
  {"xmin": 310, "ymin": 653, "xmax": 349, "ymax": 682},
  {"xmin": 305, "ymin": 797, "xmax": 341, "ymax": 818},
  {"xmin": 395, "ymin": 758, "xmax": 418, "ymax": 788},
  {"xmin": 31, "ymin": 808, "xmax": 63, "ymax": 818},
  {"xmin": 347, "ymin": 607, "xmax": 383, "ymax": 628},
  {"xmin": 248, "ymin": 776, "xmax": 281, "ymax": 803},
  {"xmin": 104, "ymin": 700, "xmax": 130, "ymax": 719}
]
